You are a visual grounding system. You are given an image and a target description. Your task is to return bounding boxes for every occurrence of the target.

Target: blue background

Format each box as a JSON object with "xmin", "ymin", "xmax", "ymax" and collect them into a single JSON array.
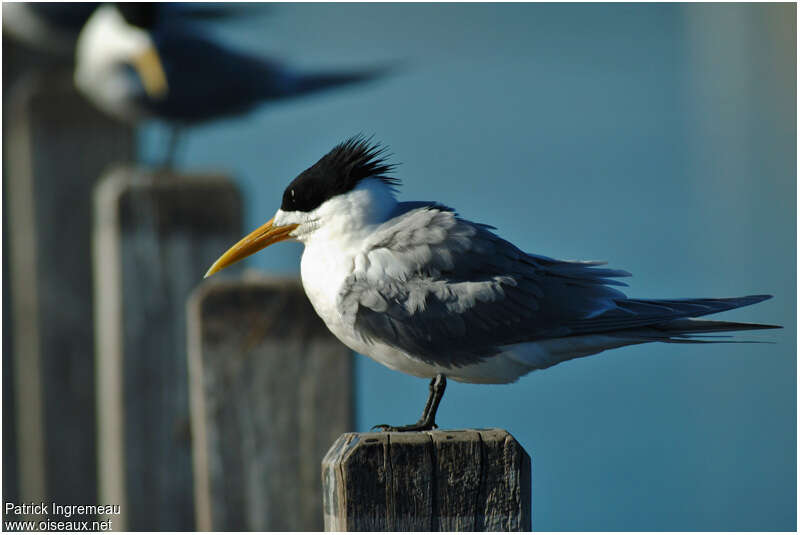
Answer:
[{"xmin": 142, "ymin": 3, "xmax": 795, "ymax": 530}]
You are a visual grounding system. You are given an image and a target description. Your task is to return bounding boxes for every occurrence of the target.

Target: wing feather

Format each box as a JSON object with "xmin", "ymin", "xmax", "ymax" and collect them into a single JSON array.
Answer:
[
  {"xmin": 338, "ymin": 203, "xmax": 774, "ymax": 370},
  {"xmin": 339, "ymin": 203, "xmax": 635, "ymax": 367}
]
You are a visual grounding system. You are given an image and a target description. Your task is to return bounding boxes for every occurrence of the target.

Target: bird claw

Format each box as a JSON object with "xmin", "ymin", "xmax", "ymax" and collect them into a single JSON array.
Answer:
[
  {"xmin": 371, "ymin": 421, "xmax": 438, "ymax": 433},
  {"xmin": 371, "ymin": 374, "xmax": 446, "ymax": 432}
]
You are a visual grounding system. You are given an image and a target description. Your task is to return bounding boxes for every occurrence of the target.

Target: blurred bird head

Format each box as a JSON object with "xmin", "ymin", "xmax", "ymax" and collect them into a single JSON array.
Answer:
[
  {"xmin": 206, "ymin": 137, "xmax": 400, "ymax": 277},
  {"xmin": 75, "ymin": 4, "xmax": 168, "ymax": 119}
]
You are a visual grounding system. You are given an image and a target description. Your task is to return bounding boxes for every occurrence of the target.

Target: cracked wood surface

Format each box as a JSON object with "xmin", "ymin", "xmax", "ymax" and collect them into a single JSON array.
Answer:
[{"xmin": 322, "ymin": 428, "xmax": 531, "ymax": 531}]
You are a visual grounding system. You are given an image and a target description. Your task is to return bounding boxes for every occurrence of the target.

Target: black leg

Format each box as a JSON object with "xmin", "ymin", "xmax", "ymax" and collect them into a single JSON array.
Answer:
[
  {"xmin": 373, "ymin": 374, "xmax": 447, "ymax": 432},
  {"xmin": 421, "ymin": 374, "xmax": 446, "ymax": 424}
]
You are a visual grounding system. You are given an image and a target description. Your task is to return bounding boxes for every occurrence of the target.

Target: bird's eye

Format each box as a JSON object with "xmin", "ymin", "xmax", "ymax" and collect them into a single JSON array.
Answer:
[{"xmin": 291, "ymin": 189, "xmax": 295, "ymax": 198}]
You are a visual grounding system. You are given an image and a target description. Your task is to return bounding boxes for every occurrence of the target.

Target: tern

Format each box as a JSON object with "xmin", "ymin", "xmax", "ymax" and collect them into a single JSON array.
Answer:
[
  {"xmin": 3, "ymin": 3, "xmax": 244, "ymax": 58},
  {"xmin": 74, "ymin": 5, "xmax": 390, "ymax": 164},
  {"xmin": 205, "ymin": 137, "xmax": 779, "ymax": 431}
]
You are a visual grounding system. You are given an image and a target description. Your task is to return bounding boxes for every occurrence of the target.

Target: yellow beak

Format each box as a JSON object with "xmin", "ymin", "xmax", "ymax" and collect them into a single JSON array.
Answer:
[
  {"xmin": 132, "ymin": 45, "xmax": 169, "ymax": 100},
  {"xmin": 204, "ymin": 218, "xmax": 299, "ymax": 278}
]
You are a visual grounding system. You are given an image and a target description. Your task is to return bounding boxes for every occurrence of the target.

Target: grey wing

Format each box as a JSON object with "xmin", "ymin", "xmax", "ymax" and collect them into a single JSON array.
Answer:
[{"xmin": 337, "ymin": 203, "xmax": 634, "ymax": 368}]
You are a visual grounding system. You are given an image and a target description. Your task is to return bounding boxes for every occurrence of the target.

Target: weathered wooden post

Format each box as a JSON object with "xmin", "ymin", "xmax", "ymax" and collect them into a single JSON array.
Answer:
[
  {"xmin": 93, "ymin": 168, "xmax": 242, "ymax": 530},
  {"xmin": 322, "ymin": 429, "xmax": 531, "ymax": 531},
  {"xmin": 5, "ymin": 59, "xmax": 134, "ymax": 523},
  {"xmin": 187, "ymin": 275, "xmax": 354, "ymax": 530}
]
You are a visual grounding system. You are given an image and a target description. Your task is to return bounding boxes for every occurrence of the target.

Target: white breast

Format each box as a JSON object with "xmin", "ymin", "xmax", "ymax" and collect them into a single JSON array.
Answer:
[{"xmin": 299, "ymin": 236, "xmax": 353, "ymax": 323}]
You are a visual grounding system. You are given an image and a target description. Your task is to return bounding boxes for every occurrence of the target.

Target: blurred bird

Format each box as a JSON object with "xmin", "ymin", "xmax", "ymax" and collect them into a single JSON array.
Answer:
[
  {"xmin": 74, "ymin": 4, "xmax": 390, "ymax": 165},
  {"xmin": 3, "ymin": 2, "xmax": 248, "ymax": 58},
  {"xmin": 205, "ymin": 137, "xmax": 779, "ymax": 431}
]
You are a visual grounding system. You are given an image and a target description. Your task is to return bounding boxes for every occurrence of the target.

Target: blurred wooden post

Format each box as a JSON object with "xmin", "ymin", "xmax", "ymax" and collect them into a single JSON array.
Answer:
[
  {"xmin": 188, "ymin": 276, "xmax": 354, "ymax": 531},
  {"xmin": 0, "ymin": 37, "xmax": 43, "ymax": 522},
  {"xmin": 5, "ymin": 64, "xmax": 134, "ymax": 522},
  {"xmin": 322, "ymin": 429, "xmax": 531, "ymax": 531},
  {"xmin": 93, "ymin": 168, "xmax": 242, "ymax": 530}
]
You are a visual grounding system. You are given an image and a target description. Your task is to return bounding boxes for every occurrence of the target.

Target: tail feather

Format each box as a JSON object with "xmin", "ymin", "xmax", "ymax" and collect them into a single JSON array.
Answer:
[
  {"xmin": 656, "ymin": 318, "xmax": 780, "ymax": 342},
  {"xmin": 287, "ymin": 64, "xmax": 397, "ymax": 98},
  {"xmin": 569, "ymin": 294, "xmax": 776, "ymax": 335},
  {"xmin": 655, "ymin": 318, "xmax": 780, "ymax": 334},
  {"xmin": 635, "ymin": 294, "xmax": 773, "ymax": 318},
  {"xmin": 607, "ymin": 318, "xmax": 781, "ymax": 344},
  {"xmin": 501, "ymin": 295, "xmax": 779, "ymax": 380}
]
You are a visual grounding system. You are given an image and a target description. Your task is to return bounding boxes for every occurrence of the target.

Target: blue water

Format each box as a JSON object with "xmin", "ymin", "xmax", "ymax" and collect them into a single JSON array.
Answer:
[{"xmin": 141, "ymin": 3, "xmax": 796, "ymax": 530}]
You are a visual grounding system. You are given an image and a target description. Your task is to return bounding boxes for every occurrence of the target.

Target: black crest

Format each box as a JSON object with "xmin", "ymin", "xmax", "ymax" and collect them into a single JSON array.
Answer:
[
  {"xmin": 117, "ymin": 4, "xmax": 159, "ymax": 29},
  {"xmin": 281, "ymin": 136, "xmax": 400, "ymax": 213}
]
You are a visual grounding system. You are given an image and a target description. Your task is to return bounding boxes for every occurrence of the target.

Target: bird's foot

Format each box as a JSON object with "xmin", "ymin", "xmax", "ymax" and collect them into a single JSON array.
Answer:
[
  {"xmin": 371, "ymin": 419, "xmax": 438, "ymax": 433},
  {"xmin": 371, "ymin": 374, "xmax": 447, "ymax": 433}
]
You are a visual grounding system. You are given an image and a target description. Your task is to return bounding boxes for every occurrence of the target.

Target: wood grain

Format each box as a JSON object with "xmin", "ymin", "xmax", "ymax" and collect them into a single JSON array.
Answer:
[
  {"xmin": 323, "ymin": 429, "xmax": 531, "ymax": 531},
  {"xmin": 188, "ymin": 276, "xmax": 354, "ymax": 531}
]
